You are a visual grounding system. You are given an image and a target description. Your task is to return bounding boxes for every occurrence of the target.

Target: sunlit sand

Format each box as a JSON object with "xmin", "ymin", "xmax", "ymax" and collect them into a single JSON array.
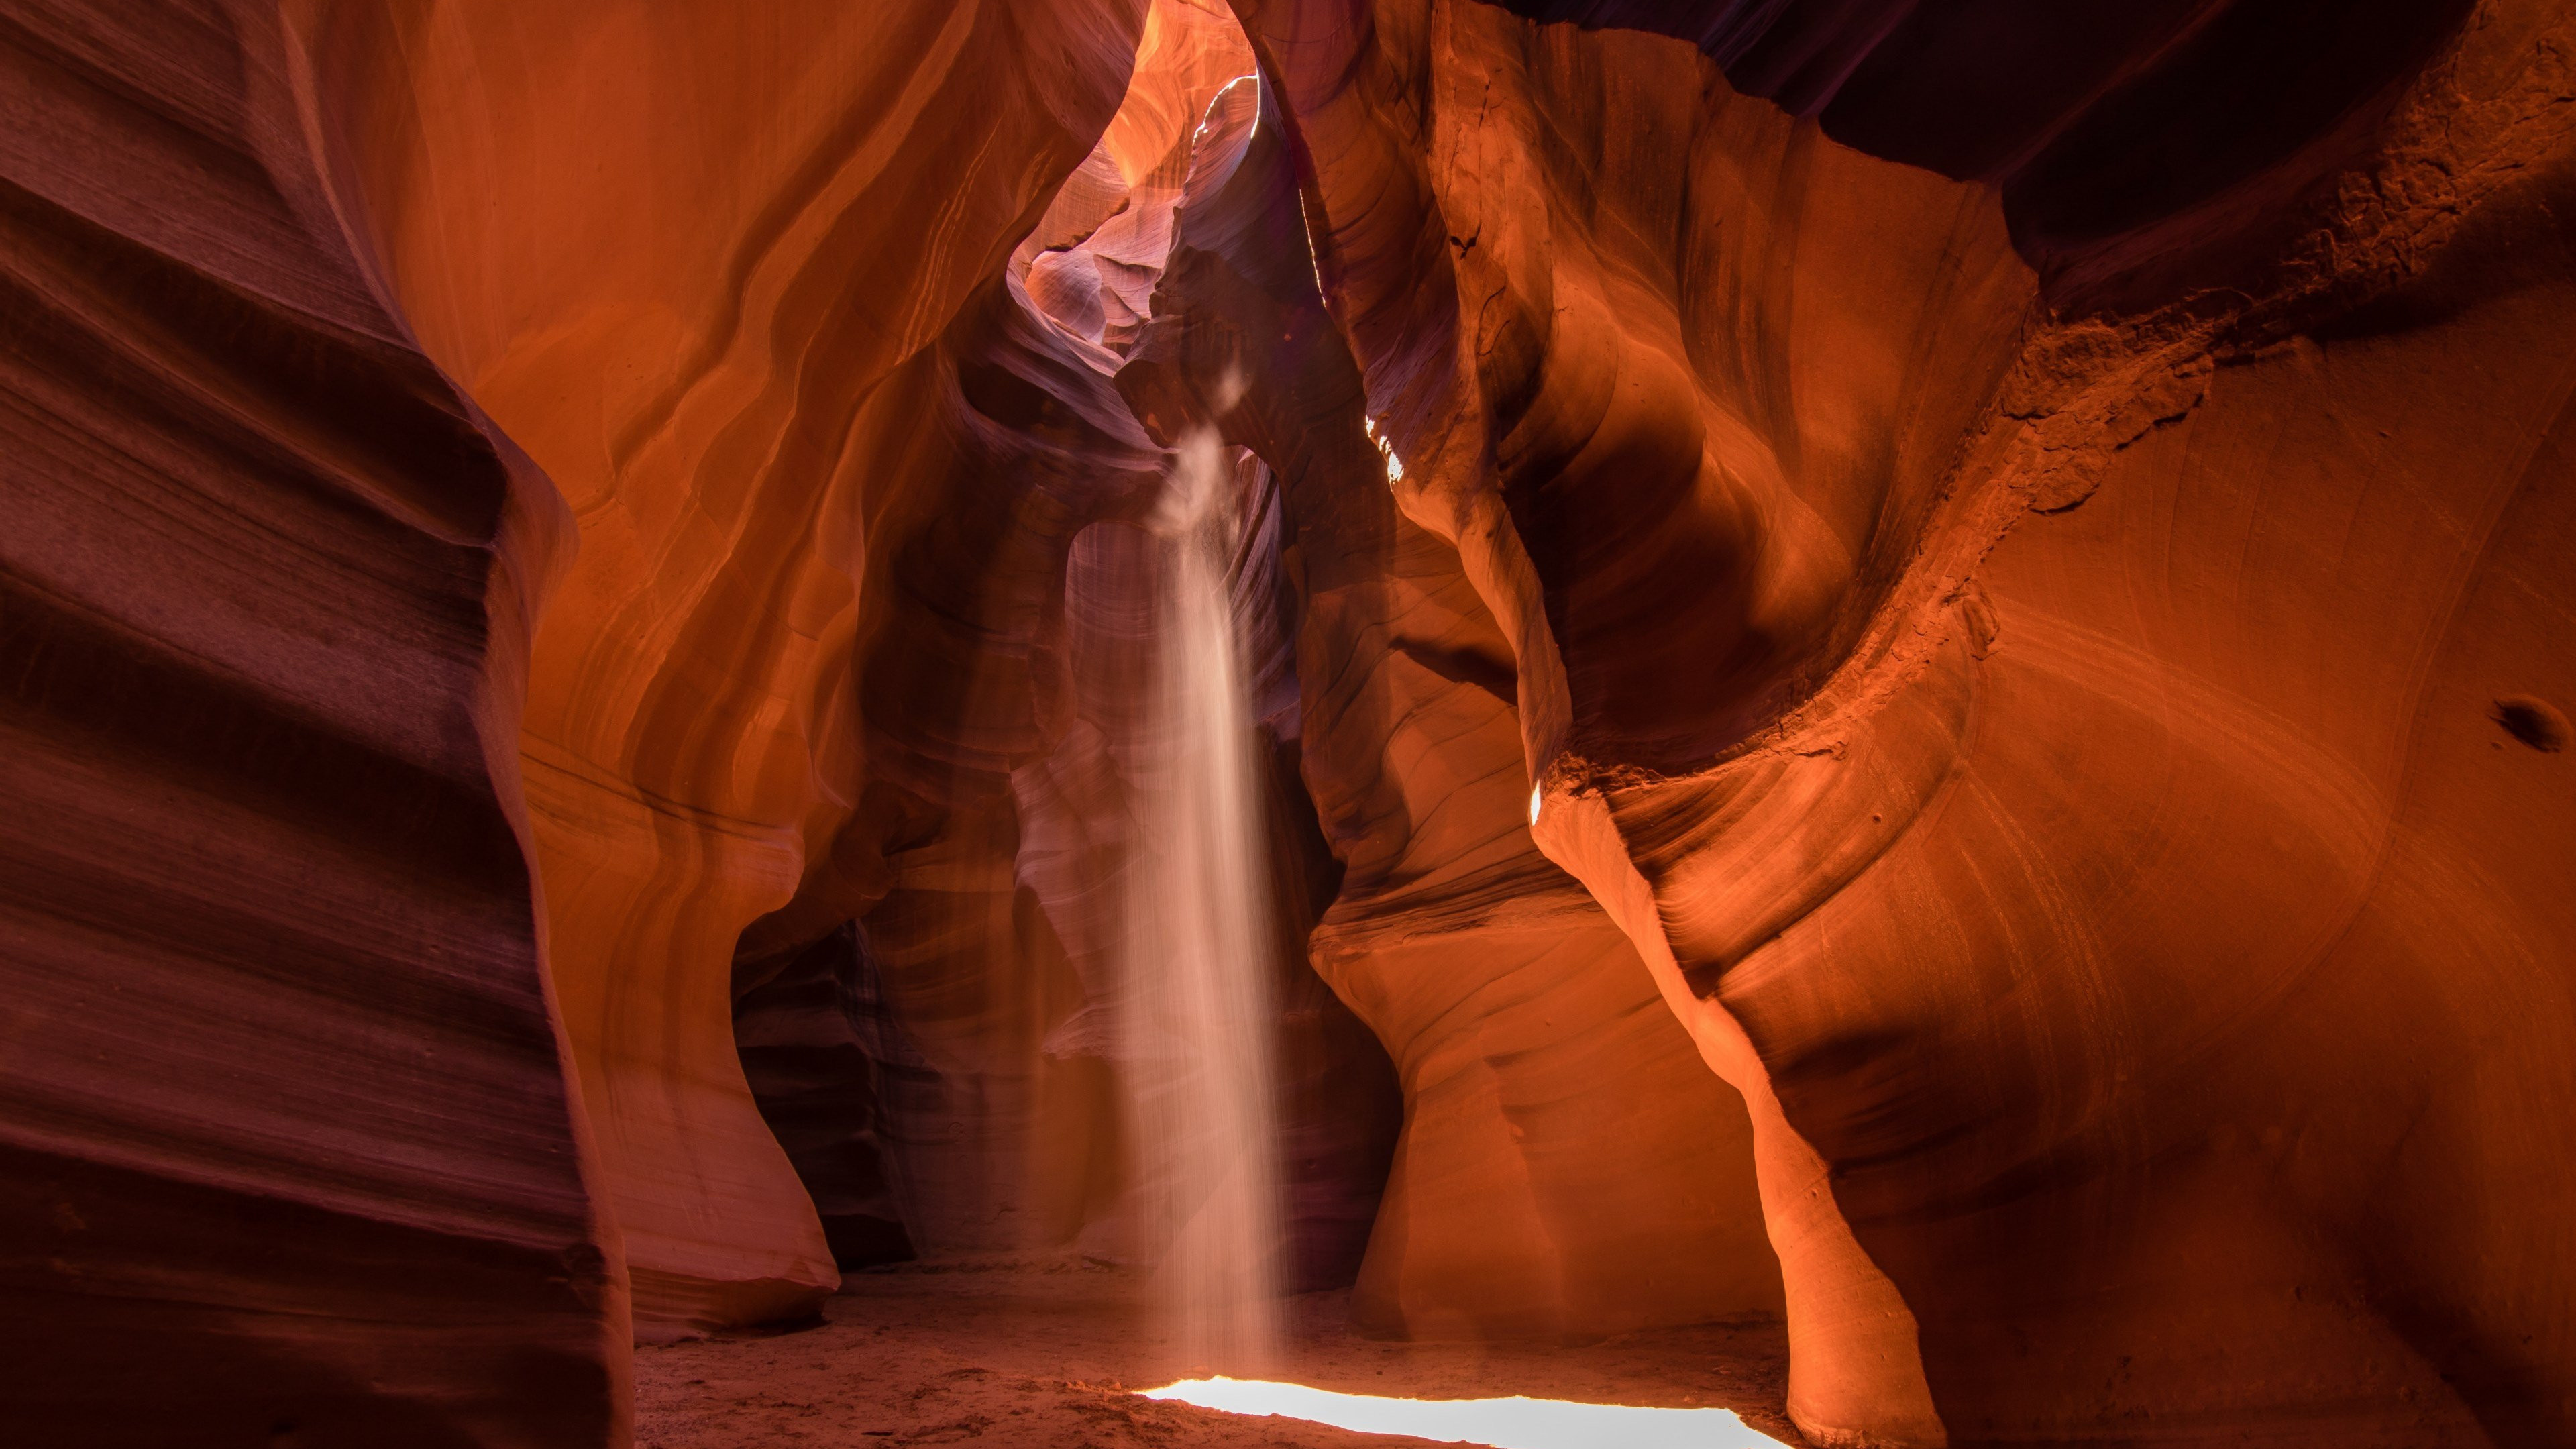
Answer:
[{"xmin": 1142, "ymin": 1376, "xmax": 1794, "ymax": 1448}]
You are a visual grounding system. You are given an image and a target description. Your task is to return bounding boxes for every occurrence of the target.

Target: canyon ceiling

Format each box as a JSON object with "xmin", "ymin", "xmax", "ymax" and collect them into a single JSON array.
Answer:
[{"xmin": 3, "ymin": 1, "xmax": 2573, "ymax": 1446}]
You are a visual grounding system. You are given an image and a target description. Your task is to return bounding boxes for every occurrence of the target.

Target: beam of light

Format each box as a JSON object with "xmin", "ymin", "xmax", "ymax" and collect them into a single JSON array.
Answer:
[
  {"xmin": 1140, "ymin": 1377, "xmax": 1792, "ymax": 1448},
  {"xmin": 1126, "ymin": 427, "xmax": 1285, "ymax": 1365}
]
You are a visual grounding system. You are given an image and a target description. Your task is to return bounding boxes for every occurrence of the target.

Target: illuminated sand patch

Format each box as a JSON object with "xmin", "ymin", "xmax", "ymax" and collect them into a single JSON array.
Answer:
[{"xmin": 1141, "ymin": 1377, "xmax": 1792, "ymax": 1447}]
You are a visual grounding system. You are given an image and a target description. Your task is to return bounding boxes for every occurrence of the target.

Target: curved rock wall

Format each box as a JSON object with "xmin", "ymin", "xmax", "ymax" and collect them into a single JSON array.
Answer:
[
  {"xmin": 0, "ymin": 1, "xmax": 620, "ymax": 1442},
  {"xmin": 16, "ymin": 1, "xmax": 2576, "ymax": 1443},
  {"xmin": 731, "ymin": 925, "xmax": 915, "ymax": 1271},
  {"xmin": 1118, "ymin": 89, "xmax": 1786, "ymax": 1340},
  {"xmin": 1241, "ymin": 0, "xmax": 2576, "ymax": 1441},
  {"xmin": 1489, "ymin": 0, "xmax": 2484, "ymax": 312},
  {"xmin": 733, "ymin": 22, "xmax": 1409, "ymax": 1282},
  {"xmin": 302, "ymin": 0, "xmax": 1155, "ymax": 1334}
]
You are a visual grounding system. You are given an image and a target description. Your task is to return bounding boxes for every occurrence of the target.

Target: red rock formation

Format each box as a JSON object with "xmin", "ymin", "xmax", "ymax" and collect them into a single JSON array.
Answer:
[
  {"xmin": 12, "ymin": 0, "xmax": 2575, "ymax": 1444},
  {"xmin": 310, "ymin": 0, "xmax": 1158, "ymax": 1336},
  {"xmin": 1117, "ymin": 92, "xmax": 1786, "ymax": 1339},
  {"xmin": 1240, "ymin": 0, "xmax": 2576, "ymax": 1441},
  {"xmin": 731, "ymin": 926, "xmax": 914, "ymax": 1271},
  {"xmin": 0, "ymin": 3, "xmax": 621, "ymax": 1442},
  {"xmin": 727, "ymin": 19, "xmax": 1411, "ymax": 1286}
]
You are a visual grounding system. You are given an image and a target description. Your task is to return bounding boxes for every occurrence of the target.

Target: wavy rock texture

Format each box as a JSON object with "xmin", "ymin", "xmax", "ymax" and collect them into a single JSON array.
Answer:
[
  {"xmin": 1242, "ymin": 0, "xmax": 2576, "ymax": 1442},
  {"xmin": 731, "ymin": 926, "xmax": 914, "ymax": 1271},
  {"xmin": 1118, "ymin": 89, "xmax": 1785, "ymax": 1340},
  {"xmin": 305, "ymin": 0, "xmax": 1158, "ymax": 1336},
  {"xmin": 16, "ymin": 1, "xmax": 2576, "ymax": 1444},
  {"xmin": 728, "ymin": 17, "xmax": 1410, "ymax": 1288},
  {"xmin": 0, "ymin": 2, "xmax": 620, "ymax": 1444}
]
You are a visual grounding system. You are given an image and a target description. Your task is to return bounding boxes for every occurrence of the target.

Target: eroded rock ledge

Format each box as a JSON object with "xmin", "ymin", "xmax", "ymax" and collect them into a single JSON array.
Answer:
[{"xmin": 4, "ymin": 1, "xmax": 2572, "ymax": 1446}]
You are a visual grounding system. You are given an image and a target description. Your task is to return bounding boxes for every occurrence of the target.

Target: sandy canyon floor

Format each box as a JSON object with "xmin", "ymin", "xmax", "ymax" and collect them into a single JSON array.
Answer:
[{"xmin": 635, "ymin": 1266, "xmax": 1809, "ymax": 1448}]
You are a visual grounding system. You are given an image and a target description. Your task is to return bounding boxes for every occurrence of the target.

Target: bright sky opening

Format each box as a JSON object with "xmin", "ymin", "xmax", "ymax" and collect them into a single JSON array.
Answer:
[{"xmin": 1140, "ymin": 1377, "xmax": 1793, "ymax": 1448}]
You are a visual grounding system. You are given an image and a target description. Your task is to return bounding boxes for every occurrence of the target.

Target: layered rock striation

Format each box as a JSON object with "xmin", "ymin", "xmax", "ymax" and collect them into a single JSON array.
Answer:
[
  {"xmin": 1240, "ymin": 0, "xmax": 2576, "ymax": 1442},
  {"xmin": 1117, "ymin": 85, "xmax": 1786, "ymax": 1339},
  {"xmin": 9, "ymin": 1, "xmax": 2576, "ymax": 1445},
  {"xmin": 316, "ymin": 0, "xmax": 1161, "ymax": 1336},
  {"xmin": 1, "ymin": 2, "xmax": 620, "ymax": 1442},
  {"xmin": 725, "ymin": 21, "xmax": 1409, "ymax": 1287}
]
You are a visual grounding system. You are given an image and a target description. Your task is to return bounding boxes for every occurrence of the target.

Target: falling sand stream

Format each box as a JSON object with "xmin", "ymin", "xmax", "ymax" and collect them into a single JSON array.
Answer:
[{"xmin": 1118, "ymin": 424, "xmax": 1285, "ymax": 1371}]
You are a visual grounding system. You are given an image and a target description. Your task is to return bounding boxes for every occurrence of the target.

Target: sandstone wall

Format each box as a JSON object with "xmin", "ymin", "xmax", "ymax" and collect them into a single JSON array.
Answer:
[
  {"xmin": 13, "ymin": 2, "xmax": 2573, "ymax": 1443},
  {"xmin": 1238, "ymin": 0, "xmax": 2576, "ymax": 1440},
  {"xmin": 1119, "ymin": 86, "xmax": 1788, "ymax": 1340},
  {"xmin": 303, "ymin": 0, "xmax": 1156, "ymax": 1334},
  {"xmin": 0, "ymin": 1, "xmax": 621, "ymax": 1440}
]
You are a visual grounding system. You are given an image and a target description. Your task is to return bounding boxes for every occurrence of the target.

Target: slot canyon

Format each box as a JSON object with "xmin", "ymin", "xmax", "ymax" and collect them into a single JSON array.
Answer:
[{"xmin": 5, "ymin": 0, "xmax": 2575, "ymax": 1445}]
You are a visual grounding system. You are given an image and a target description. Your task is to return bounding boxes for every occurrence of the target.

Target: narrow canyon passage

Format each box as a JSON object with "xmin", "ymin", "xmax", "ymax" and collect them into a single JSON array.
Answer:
[{"xmin": 4, "ymin": 2, "xmax": 2575, "ymax": 1448}]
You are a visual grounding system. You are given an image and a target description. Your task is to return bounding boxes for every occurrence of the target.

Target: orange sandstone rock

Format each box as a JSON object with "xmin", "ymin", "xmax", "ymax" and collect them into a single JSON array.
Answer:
[
  {"xmin": 11, "ymin": 1, "xmax": 2576, "ymax": 1444},
  {"xmin": 1, "ymin": 1, "xmax": 622, "ymax": 1441},
  {"xmin": 311, "ymin": 0, "xmax": 1158, "ymax": 1335},
  {"xmin": 1246, "ymin": 0, "xmax": 2576, "ymax": 1442},
  {"xmin": 1118, "ymin": 95, "xmax": 1786, "ymax": 1340}
]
